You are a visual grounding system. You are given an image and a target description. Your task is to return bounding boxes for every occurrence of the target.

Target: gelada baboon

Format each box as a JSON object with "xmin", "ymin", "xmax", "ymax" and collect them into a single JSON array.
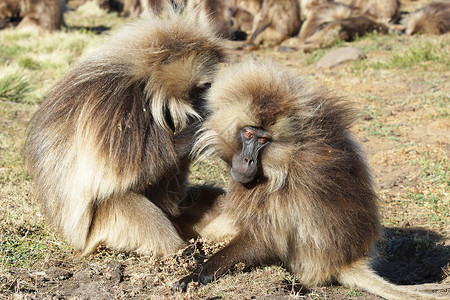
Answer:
[
  {"xmin": 24, "ymin": 11, "xmax": 228, "ymax": 257},
  {"xmin": 120, "ymin": 0, "xmax": 140, "ymax": 17},
  {"xmin": 350, "ymin": 0, "xmax": 400, "ymax": 23},
  {"xmin": 225, "ymin": 0, "xmax": 261, "ymax": 39},
  {"xmin": 287, "ymin": 1, "xmax": 387, "ymax": 51},
  {"xmin": 173, "ymin": 60, "xmax": 446, "ymax": 300},
  {"xmin": 0, "ymin": 0, "xmax": 21, "ymax": 29},
  {"xmin": 300, "ymin": 0, "xmax": 330, "ymax": 18},
  {"xmin": 0, "ymin": 0, "xmax": 64, "ymax": 31},
  {"xmin": 225, "ymin": 0, "xmax": 261, "ymax": 15},
  {"xmin": 248, "ymin": 0, "xmax": 301, "ymax": 47},
  {"xmin": 97, "ymin": 0, "xmax": 124, "ymax": 13},
  {"xmin": 299, "ymin": 1, "xmax": 358, "ymax": 41},
  {"xmin": 120, "ymin": 0, "xmax": 185, "ymax": 17},
  {"xmin": 402, "ymin": 1, "xmax": 450, "ymax": 35}
]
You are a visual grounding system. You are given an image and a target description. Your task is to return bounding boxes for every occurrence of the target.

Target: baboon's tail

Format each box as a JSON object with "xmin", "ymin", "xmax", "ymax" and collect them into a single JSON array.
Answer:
[{"xmin": 337, "ymin": 260, "xmax": 449, "ymax": 300}]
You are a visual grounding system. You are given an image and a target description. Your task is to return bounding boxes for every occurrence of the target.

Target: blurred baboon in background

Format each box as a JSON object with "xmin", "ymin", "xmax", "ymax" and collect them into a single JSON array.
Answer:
[
  {"xmin": 173, "ymin": 60, "xmax": 446, "ymax": 300},
  {"xmin": 228, "ymin": 5, "xmax": 254, "ymax": 37},
  {"xmin": 248, "ymin": 0, "xmax": 301, "ymax": 47},
  {"xmin": 402, "ymin": 1, "xmax": 450, "ymax": 35},
  {"xmin": 120, "ymin": 0, "xmax": 185, "ymax": 17},
  {"xmin": 24, "ymin": 12, "xmax": 228, "ymax": 257},
  {"xmin": 121, "ymin": 0, "xmax": 140, "ymax": 17},
  {"xmin": 282, "ymin": 1, "xmax": 387, "ymax": 51},
  {"xmin": 226, "ymin": 0, "xmax": 261, "ymax": 38},
  {"xmin": 300, "ymin": 0, "xmax": 330, "ymax": 18},
  {"xmin": 187, "ymin": 0, "xmax": 232, "ymax": 38},
  {"xmin": 226, "ymin": 0, "xmax": 261, "ymax": 15},
  {"xmin": 97, "ymin": 0, "xmax": 124, "ymax": 13},
  {"xmin": 298, "ymin": 1, "xmax": 357, "ymax": 41},
  {"xmin": 350, "ymin": 0, "xmax": 400, "ymax": 23},
  {"xmin": 0, "ymin": 0, "xmax": 64, "ymax": 31},
  {"xmin": 0, "ymin": 0, "xmax": 21, "ymax": 29}
]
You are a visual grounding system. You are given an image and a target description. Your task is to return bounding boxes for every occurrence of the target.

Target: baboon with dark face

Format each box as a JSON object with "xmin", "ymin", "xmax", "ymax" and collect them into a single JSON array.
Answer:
[
  {"xmin": 402, "ymin": 1, "xmax": 450, "ymax": 35},
  {"xmin": 248, "ymin": 0, "xmax": 301, "ymax": 46},
  {"xmin": 24, "ymin": 11, "xmax": 228, "ymax": 257},
  {"xmin": 173, "ymin": 60, "xmax": 446, "ymax": 300}
]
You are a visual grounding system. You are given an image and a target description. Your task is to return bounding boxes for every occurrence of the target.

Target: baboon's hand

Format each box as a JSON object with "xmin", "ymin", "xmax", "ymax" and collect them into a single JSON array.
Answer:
[
  {"xmin": 173, "ymin": 273, "xmax": 197, "ymax": 292},
  {"xmin": 173, "ymin": 271, "xmax": 214, "ymax": 292}
]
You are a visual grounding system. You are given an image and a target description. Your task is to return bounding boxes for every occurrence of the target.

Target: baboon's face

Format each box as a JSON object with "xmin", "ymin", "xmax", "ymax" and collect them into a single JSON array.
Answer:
[{"xmin": 231, "ymin": 126, "xmax": 271, "ymax": 184}]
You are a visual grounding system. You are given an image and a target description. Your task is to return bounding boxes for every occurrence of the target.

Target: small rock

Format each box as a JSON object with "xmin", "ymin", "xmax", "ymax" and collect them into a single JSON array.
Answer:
[
  {"xmin": 72, "ymin": 267, "xmax": 93, "ymax": 281},
  {"xmin": 73, "ymin": 282, "xmax": 112, "ymax": 299},
  {"xmin": 362, "ymin": 114, "xmax": 373, "ymax": 121},
  {"xmin": 277, "ymin": 46, "xmax": 296, "ymax": 52},
  {"xmin": 316, "ymin": 47, "xmax": 366, "ymax": 68},
  {"xmin": 44, "ymin": 267, "xmax": 73, "ymax": 281},
  {"xmin": 106, "ymin": 261, "xmax": 123, "ymax": 283}
]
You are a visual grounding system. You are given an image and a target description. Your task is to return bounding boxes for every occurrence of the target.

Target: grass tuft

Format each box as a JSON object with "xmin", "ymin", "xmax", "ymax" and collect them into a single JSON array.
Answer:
[
  {"xmin": 370, "ymin": 40, "xmax": 449, "ymax": 70},
  {"xmin": 0, "ymin": 67, "xmax": 31, "ymax": 103}
]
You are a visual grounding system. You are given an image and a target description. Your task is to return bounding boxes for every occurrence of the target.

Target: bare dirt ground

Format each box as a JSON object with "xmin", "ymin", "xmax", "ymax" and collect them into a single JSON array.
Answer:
[{"xmin": 1, "ymin": 3, "xmax": 449, "ymax": 299}]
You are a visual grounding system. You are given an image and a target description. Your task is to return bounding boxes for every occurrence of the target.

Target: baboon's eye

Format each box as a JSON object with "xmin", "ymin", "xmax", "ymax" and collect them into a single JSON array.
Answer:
[
  {"xmin": 244, "ymin": 130, "xmax": 253, "ymax": 140},
  {"xmin": 258, "ymin": 137, "xmax": 268, "ymax": 144}
]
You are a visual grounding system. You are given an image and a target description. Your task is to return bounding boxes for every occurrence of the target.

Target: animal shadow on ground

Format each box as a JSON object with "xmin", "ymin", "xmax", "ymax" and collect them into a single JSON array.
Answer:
[
  {"xmin": 283, "ymin": 226, "xmax": 449, "ymax": 295},
  {"xmin": 374, "ymin": 227, "xmax": 449, "ymax": 285}
]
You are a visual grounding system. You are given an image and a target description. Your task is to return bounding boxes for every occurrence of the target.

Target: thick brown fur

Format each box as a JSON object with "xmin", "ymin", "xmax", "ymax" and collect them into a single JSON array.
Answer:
[
  {"xmin": 0, "ymin": 0, "xmax": 64, "ymax": 31},
  {"xmin": 173, "ymin": 60, "xmax": 446, "ymax": 300},
  {"xmin": 402, "ymin": 1, "xmax": 450, "ymax": 35},
  {"xmin": 248, "ymin": 0, "xmax": 301, "ymax": 46},
  {"xmin": 24, "ymin": 12, "xmax": 229, "ymax": 257},
  {"xmin": 350, "ymin": 0, "xmax": 400, "ymax": 23}
]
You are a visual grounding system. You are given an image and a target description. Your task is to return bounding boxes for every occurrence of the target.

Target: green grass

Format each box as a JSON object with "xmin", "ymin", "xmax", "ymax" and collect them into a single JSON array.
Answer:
[
  {"xmin": 371, "ymin": 41, "xmax": 448, "ymax": 69},
  {"xmin": 0, "ymin": 227, "xmax": 69, "ymax": 268},
  {"xmin": 0, "ymin": 23, "xmax": 106, "ymax": 104},
  {"xmin": 353, "ymin": 39, "xmax": 449, "ymax": 73},
  {"xmin": 0, "ymin": 68, "xmax": 32, "ymax": 103}
]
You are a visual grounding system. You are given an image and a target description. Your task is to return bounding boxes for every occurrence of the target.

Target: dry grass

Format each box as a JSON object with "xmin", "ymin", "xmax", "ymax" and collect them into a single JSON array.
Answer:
[{"xmin": 0, "ymin": 1, "xmax": 449, "ymax": 299}]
